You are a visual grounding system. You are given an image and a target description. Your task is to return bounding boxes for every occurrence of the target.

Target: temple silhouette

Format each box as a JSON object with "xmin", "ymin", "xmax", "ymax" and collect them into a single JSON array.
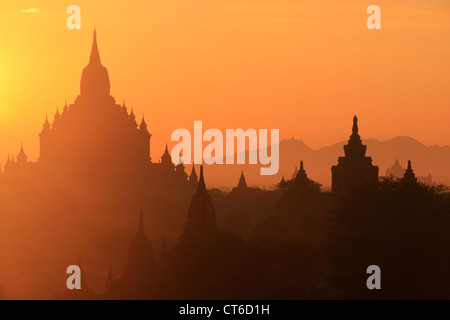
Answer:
[
  {"xmin": 385, "ymin": 158, "xmax": 433, "ymax": 185},
  {"xmin": 179, "ymin": 165, "xmax": 219, "ymax": 245},
  {"xmin": 2, "ymin": 30, "xmax": 196, "ymax": 197},
  {"xmin": 100, "ymin": 150, "xmax": 436, "ymax": 299},
  {"xmin": 232, "ymin": 171, "xmax": 248, "ymax": 192},
  {"xmin": 104, "ymin": 210, "xmax": 157, "ymax": 299},
  {"xmin": 331, "ymin": 116, "xmax": 379, "ymax": 193},
  {"xmin": 279, "ymin": 161, "xmax": 322, "ymax": 194},
  {"xmin": 104, "ymin": 165, "xmax": 222, "ymax": 299}
]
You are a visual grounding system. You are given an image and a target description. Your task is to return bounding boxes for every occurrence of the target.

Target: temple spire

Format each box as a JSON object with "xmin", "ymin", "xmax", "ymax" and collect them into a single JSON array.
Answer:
[
  {"xmin": 344, "ymin": 115, "xmax": 366, "ymax": 158},
  {"xmin": 189, "ymin": 165, "xmax": 198, "ymax": 189},
  {"xmin": 295, "ymin": 160, "xmax": 308, "ymax": 181},
  {"xmin": 121, "ymin": 100, "xmax": 127, "ymax": 113},
  {"xmin": 237, "ymin": 170, "xmax": 248, "ymax": 189},
  {"xmin": 403, "ymin": 160, "xmax": 417, "ymax": 185},
  {"xmin": 180, "ymin": 162, "xmax": 219, "ymax": 245},
  {"xmin": 80, "ymin": 30, "xmax": 111, "ymax": 97},
  {"xmin": 190, "ymin": 165, "xmax": 197, "ymax": 179},
  {"xmin": 17, "ymin": 142, "xmax": 27, "ymax": 163},
  {"xmin": 129, "ymin": 108, "xmax": 137, "ymax": 127},
  {"xmin": 139, "ymin": 115, "xmax": 147, "ymax": 130},
  {"xmin": 42, "ymin": 114, "xmax": 50, "ymax": 131},
  {"xmin": 89, "ymin": 28, "xmax": 101, "ymax": 65},
  {"xmin": 161, "ymin": 143, "xmax": 173, "ymax": 167},
  {"xmin": 352, "ymin": 115, "xmax": 358, "ymax": 134},
  {"xmin": 197, "ymin": 165, "xmax": 206, "ymax": 192},
  {"xmin": 54, "ymin": 106, "xmax": 61, "ymax": 124}
]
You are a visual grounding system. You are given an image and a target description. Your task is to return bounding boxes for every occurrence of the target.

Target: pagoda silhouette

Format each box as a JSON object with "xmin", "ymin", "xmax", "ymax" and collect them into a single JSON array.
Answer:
[
  {"xmin": 385, "ymin": 158, "xmax": 433, "ymax": 185},
  {"xmin": 331, "ymin": 116, "xmax": 379, "ymax": 193},
  {"xmin": 2, "ymin": 30, "xmax": 197, "ymax": 197},
  {"xmin": 105, "ymin": 166, "xmax": 221, "ymax": 299},
  {"xmin": 179, "ymin": 165, "xmax": 219, "ymax": 245},
  {"xmin": 104, "ymin": 211, "xmax": 157, "ymax": 299}
]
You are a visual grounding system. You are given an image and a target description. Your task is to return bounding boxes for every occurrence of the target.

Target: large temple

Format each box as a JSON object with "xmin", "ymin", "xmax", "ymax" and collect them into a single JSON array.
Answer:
[
  {"xmin": 2, "ymin": 30, "xmax": 196, "ymax": 196},
  {"xmin": 331, "ymin": 116, "xmax": 379, "ymax": 193}
]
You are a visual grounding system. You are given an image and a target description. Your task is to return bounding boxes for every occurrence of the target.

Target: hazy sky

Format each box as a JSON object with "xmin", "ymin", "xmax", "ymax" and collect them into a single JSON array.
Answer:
[{"xmin": 0, "ymin": 0, "xmax": 449, "ymax": 163}]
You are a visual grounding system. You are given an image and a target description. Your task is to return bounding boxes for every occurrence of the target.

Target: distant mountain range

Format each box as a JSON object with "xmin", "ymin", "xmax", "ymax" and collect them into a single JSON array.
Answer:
[{"xmin": 201, "ymin": 136, "xmax": 450, "ymax": 190}]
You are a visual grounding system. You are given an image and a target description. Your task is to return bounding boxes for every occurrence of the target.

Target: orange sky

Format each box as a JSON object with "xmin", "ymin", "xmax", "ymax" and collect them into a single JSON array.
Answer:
[{"xmin": 0, "ymin": 0, "xmax": 449, "ymax": 165}]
